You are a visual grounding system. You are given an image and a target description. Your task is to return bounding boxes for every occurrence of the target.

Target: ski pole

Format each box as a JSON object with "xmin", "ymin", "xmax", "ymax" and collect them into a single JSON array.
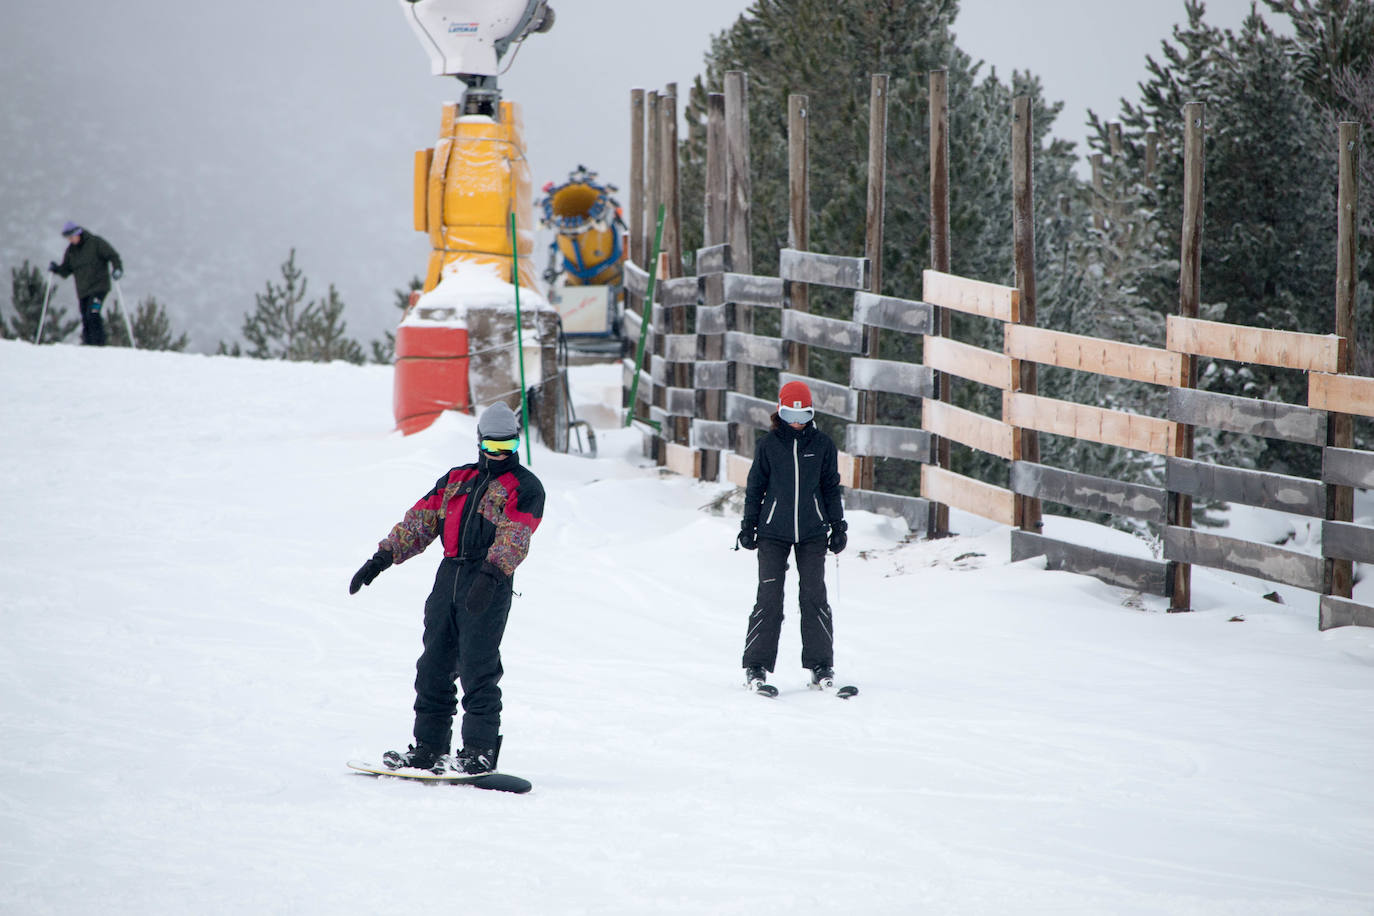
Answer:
[
  {"xmin": 35, "ymin": 270, "xmax": 54, "ymax": 344},
  {"xmin": 112, "ymin": 279, "xmax": 137, "ymax": 348}
]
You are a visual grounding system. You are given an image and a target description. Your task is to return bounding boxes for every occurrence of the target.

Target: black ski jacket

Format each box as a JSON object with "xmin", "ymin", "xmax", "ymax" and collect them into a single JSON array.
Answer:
[
  {"xmin": 54, "ymin": 232, "xmax": 122, "ymax": 299},
  {"xmin": 744, "ymin": 416, "xmax": 844, "ymax": 544}
]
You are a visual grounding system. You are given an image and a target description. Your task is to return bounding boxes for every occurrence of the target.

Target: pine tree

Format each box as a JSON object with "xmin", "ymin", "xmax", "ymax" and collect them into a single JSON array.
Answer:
[
  {"xmin": 242, "ymin": 250, "xmax": 316, "ymax": 360},
  {"xmin": 107, "ymin": 295, "xmax": 190, "ymax": 351},
  {"xmin": 293, "ymin": 283, "xmax": 365, "ymax": 365},
  {"xmin": 8, "ymin": 260, "xmax": 78, "ymax": 343}
]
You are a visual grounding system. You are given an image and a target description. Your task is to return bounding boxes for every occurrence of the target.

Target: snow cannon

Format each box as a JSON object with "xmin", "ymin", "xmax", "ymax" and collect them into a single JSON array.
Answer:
[
  {"xmin": 394, "ymin": 0, "xmax": 562, "ymax": 440},
  {"xmin": 538, "ymin": 166, "xmax": 627, "ymax": 345}
]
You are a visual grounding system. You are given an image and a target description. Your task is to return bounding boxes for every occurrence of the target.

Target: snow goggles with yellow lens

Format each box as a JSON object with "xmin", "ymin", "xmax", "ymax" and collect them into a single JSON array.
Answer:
[{"xmin": 480, "ymin": 437, "xmax": 519, "ymax": 454}]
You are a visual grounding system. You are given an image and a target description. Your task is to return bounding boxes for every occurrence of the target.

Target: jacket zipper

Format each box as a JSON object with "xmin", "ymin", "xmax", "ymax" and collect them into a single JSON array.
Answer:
[
  {"xmin": 452, "ymin": 468, "xmax": 490, "ymax": 605},
  {"xmin": 792, "ymin": 439, "xmax": 800, "ymax": 542}
]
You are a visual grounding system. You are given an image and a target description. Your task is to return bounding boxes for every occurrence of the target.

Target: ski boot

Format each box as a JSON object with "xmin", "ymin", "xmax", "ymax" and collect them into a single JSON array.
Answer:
[
  {"xmin": 382, "ymin": 743, "xmax": 448, "ymax": 774},
  {"xmin": 744, "ymin": 665, "xmax": 779, "ymax": 697}
]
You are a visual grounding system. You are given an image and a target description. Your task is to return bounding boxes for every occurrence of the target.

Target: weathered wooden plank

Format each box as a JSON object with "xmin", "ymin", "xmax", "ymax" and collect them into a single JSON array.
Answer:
[
  {"xmin": 845, "ymin": 424, "xmax": 933, "ymax": 463},
  {"xmin": 921, "ymin": 269, "xmax": 1018, "ymax": 322},
  {"xmin": 1309, "ymin": 372, "xmax": 1374, "ymax": 418},
  {"xmin": 778, "ymin": 372, "xmax": 857, "ymax": 420},
  {"xmin": 1322, "ymin": 520, "xmax": 1374, "ymax": 565},
  {"xmin": 690, "ymin": 418, "xmax": 732, "ymax": 452},
  {"xmin": 695, "ymin": 243, "xmax": 732, "ymax": 276},
  {"xmin": 649, "ymin": 354, "xmax": 668, "ymax": 386},
  {"xmin": 623, "ymin": 360, "xmax": 652, "ymax": 407},
  {"xmin": 1009, "ymin": 461, "xmax": 1168, "ymax": 524},
  {"xmin": 663, "ymin": 387, "xmax": 697, "ymax": 417},
  {"xmin": 1166, "ymin": 315, "xmax": 1345, "ymax": 373},
  {"xmin": 649, "ymin": 404, "xmax": 669, "ymax": 428},
  {"xmin": 725, "ymin": 452, "xmax": 753, "ymax": 487},
  {"xmin": 1005, "ymin": 392, "xmax": 1175, "ymax": 455},
  {"xmin": 694, "ymin": 360, "xmax": 730, "ymax": 390},
  {"xmin": 662, "ymin": 334, "xmax": 698, "ymax": 363},
  {"xmin": 695, "ymin": 304, "xmax": 728, "ymax": 335},
  {"xmin": 721, "ymin": 273, "xmax": 785, "ymax": 307},
  {"xmin": 1319, "ymin": 595, "xmax": 1374, "ymax": 630},
  {"xmin": 778, "ymin": 248, "xmax": 871, "ymax": 290},
  {"xmin": 1323, "ymin": 447, "xmax": 1374, "ymax": 488},
  {"xmin": 623, "ymin": 261, "xmax": 650, "ymax": 298},
  {"xmin": 622, "ymin": 308, "xmax": 644, "ymax": 342},
  {"xmin": 852, "ymin": 291, "xmax": 935, "ymax": 336},
  {"xmin": 843, "ymin": 487, "xmax": 932, "ymax": 537},
  {"xmin": 724, "ymin": 331, "xmax": 789, "ymax": 369},
  {"xmin": 780, "ymin": 310, "xmax": 864, "ymax": 353},
  {"xmin": 1167, "ymin": 388, "xmax": 1327, "ymax": 446},
  {"xmin": 1003, "ymin": 324, "xmax": 1186, "ymax": 386},
  {"xmin": 1163, "ymin": 526, "xmax": 1324, "ymax": 592},
  {"xmin": 659, "ymin": 276, "xmax": 701, "ymax": 308},
  {"xmin": 836, "ymin": 450, "xmax": 860, "ymax": 488},
  {"xmin": 725, "ymin": 391, "xmax": 776, "ymax": 430},
  {"xmin": 651, "ymin": 303, "xmax": 666, "ymax": 330},
  {"xmin": 1011, "ymin": 530, "xmax": 1171, "ymax": 596},
  {"xmin": 921, "ymin": 465, "xmax": 1016, "ymax": 526},
  {"xmin": 1166, "ymin": 457, "xmax": 1325, "ymax": 517},
  {"xmin": 850, "ymin": 357, "xmax": 936, "ymax": 399},
  {"xmin": 923, "ymin": 398, "xmax": 1014, "ymax": 459},
  {"xmin": 924, "ymin": 335, "xmax": 1013, "ymax": 390},
  {"xmin": 663, "ymin": 442, "xmax": 700, "ymax": 478}
]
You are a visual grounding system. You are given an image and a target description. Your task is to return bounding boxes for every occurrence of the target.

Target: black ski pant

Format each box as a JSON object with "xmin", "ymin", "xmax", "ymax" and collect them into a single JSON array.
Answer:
[
  {"xmin": 78, "ymin": 294, "xmax": 106, "ymax": 346},
  {"xmin": 742, "ymin": 535, "xmax": 833, "ymax": 673},
  {"xmin": 412, "ymin": 557, "xmax": 511, "ymax": 753}
]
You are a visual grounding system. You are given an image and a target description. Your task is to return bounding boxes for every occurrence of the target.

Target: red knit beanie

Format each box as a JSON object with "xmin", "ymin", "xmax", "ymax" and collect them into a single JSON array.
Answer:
[{"xmin": 778, "ymin": 380, "xmax": 813, "ymax": 410}]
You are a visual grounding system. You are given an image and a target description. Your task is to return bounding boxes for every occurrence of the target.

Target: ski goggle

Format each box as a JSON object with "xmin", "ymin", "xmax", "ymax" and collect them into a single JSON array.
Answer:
[
  {"xmin": 778, "ymin": 405, "xmax": 814, "ymax": 424},
  {"xmin": 480, "ymin": 437, "xmax": 519, "ymax": 454}
]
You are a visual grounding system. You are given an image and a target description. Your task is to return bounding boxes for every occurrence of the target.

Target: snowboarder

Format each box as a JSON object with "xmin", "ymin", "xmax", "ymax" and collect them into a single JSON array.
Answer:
[
  {"xmin": 348, "ymin": 401, "xmax": 545, "ymax": 774},
  {"xmin": 48, "ymin": 222, "xmax": 123, "ymax": 346},
  {"xmin": 736, "ymin": 380, "xmax": 848, "ymax": 695}
]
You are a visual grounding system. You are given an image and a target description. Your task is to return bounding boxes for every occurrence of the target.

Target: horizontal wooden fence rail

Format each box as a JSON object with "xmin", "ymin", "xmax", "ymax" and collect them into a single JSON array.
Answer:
[
  {"xmin": 1309, "ymin": 373, "xmax": 1374, "ymax": 417},
  {"xmin": 1010, "ymin": 530, "xmax": 1172, "ymax": 596},
  {"xmin": 1166, "ymin": 316, "xmax": 1346, "ymax": 373},
  {"xmin": 922, "ymin": 269, "xmax": 1019, "ymax": 322},
  {"xmin": 1004, "ymin": 325, "xmax": 1187, "ymax": 387}
]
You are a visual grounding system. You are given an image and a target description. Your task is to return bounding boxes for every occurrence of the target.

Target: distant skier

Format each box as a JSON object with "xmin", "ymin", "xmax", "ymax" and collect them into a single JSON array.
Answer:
[
  {"xmin": 49, "ymin": 222, "xmax": 123, "ymax": 346},
  {"xmin": 736, "ymin": 380, "xmax": 848, "ymax": 696},
  {"xmin": 348, "ymin": 402, "xmax": 545, "ymax": 774}
]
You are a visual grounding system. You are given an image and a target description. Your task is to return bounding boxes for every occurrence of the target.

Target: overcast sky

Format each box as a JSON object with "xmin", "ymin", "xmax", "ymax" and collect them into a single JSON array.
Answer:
[{"xmin": 1, "ymin": 0, "xmax": 1281, "ymax": 351}]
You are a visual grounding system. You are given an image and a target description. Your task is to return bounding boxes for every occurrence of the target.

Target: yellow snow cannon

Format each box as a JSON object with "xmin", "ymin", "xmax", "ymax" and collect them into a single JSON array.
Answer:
[{"xmin": 538, "ymin": 166, "xmax": 627, "ymax": 343}]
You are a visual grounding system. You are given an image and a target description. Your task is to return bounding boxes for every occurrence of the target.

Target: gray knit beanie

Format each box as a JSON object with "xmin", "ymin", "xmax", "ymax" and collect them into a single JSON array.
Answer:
[{"xmin": 477, "ymin": 402, "xmax": 520, "ymax": 440}]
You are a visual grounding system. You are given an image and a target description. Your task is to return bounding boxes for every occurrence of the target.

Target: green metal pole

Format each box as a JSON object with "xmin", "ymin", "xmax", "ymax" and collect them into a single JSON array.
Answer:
[
  {"xmin": 510, "ymin": 212, "xmax": 533, "ymax": 464},
  {"xmin": 625, "ymin": 203, "xmax": 667, "ymax": 427}
]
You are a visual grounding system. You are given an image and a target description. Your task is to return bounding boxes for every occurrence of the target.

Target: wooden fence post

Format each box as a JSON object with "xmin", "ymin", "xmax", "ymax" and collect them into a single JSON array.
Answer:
[
  {"xmin": 1090, "ymin": 152, "xmax": 1106, "ymax": 233},
  {"xmin": 699, "ymin": 92, "xmax": 728, "ymax": 482},
  {"xmin": 660, "ymin": 89, "xmax": 690, "ymax": 449},
  {"xmin": 859, "ymin": 73, "xmax": 889, "ymax": 493},
  {"xmin": 725, "ymin": 71, "xmax": 755, "ymax": 457},
  {"xmin": 1011, "ymin": 96, "xmax": 1041, "ymax": 534},
  {"xmin": 929, "ymin": 68, "xmax": 951, "ymax": 537},
  {"xmin": 788, "ymin": 93, "xmax": 810, "ymax": 377},
  {"xmin": 1326, "ymin": 120, "xmax": 1360, "ymax": 599},
  {"xmin": 646, "ymin": 90, "xmax": 665, "ymax": 464},
  {"xmin": 1170, "ymin": 102, "xmax": 1204, "ymax": 612},
  {"xmin": 629, "ymin": 89, "xmax": 645, "ymax": 268},
  {"xmin": 646, "ymin": 92, "xmax": 661, "ymax": 279}
]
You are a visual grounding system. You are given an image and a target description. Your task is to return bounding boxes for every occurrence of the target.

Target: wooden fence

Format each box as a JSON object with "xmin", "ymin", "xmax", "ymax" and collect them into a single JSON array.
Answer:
[{"xmin": 621, "ymin": 74, "xmax": 1369, "ymax": 630}]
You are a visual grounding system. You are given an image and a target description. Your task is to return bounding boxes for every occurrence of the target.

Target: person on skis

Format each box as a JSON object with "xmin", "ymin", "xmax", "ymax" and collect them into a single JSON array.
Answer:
[
  {"xmin": 735, "ymin": 380, "xmax": 848, "ymax": 694},
  {"xmin": 49, "ymin": 222, "xmax": 123, "ymax": 346},
  {"xmin": 347, "ymin": 401, "xmax": 545, "ymax": 775}
]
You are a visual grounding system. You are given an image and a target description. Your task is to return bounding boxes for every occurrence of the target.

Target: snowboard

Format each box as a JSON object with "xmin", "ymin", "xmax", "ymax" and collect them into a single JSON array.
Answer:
[{"xmin": 347, "ymin": 759, "xmax": 533, "ymax": 794}]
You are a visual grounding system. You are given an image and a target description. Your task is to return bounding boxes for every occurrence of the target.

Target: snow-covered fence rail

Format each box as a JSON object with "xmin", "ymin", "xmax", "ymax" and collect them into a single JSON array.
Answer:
[{"xmin": 618, "ymin": 74, "xmax": 1370, "ymax": 629}]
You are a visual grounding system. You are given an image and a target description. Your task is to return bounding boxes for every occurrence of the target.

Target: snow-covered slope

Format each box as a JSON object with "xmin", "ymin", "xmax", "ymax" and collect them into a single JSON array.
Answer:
[{"xmin": 2, "ymin": 340, "xmax": 1372, "ymax": 915}]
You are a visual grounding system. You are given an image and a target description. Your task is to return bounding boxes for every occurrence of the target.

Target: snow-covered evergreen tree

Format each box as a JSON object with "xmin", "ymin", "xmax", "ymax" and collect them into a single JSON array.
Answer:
[
  {"xmin": 107, "ymin": 295, "xmax": 190, "ymax": 351},
  {"xmin": 8, "ymin": 260, "xmax": 78, "ymax": 344}
]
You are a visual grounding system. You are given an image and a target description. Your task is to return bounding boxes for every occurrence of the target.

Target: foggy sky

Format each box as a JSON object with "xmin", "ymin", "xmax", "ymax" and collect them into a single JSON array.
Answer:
[{"xmin": 1, "ymin": 0, "xmax": 1278, "ymax": 352}]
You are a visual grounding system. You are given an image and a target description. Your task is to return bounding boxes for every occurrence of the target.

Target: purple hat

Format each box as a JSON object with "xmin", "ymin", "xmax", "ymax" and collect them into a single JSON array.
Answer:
[{"xmin": 61, "ymin": 221, "xmax": 81, "ymax": 237}]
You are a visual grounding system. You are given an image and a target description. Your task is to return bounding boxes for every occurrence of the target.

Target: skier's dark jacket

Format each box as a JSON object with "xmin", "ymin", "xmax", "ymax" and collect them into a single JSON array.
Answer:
[
  {"xmin": 744, "ymin": 415, "xmax": 844, "ymax": 544},
  {"xmin": 378, "ymin": 451, "xmax": 545, "ymax": 579},
  {"xmin": 53, "ymin": 232, "xmax": 123, "ymax": 299}
]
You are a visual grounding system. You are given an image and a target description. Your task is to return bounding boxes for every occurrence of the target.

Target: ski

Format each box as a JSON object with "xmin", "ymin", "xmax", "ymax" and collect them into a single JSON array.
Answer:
[
  {"xmin": 745, "ymin": 678, "xmax": 779, "ymax": 698},
  {"xmin": 809, "ymin": 676, "xmax": 859, "ymax": 699},
  {"xmin": 347, "ymin": 759, "xmax": 532, "ymax": 794}
]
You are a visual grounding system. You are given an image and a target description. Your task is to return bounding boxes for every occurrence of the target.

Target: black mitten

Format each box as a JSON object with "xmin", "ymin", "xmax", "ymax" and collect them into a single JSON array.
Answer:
[
  {"xmin": 348, "ymin": 549, "xmax": 393, "ymax": 594},
  {"xmin": 827, "ymin": 520, "xmax": 848, "ymax": 555},
  {"xmin": 737, "ymin": 521, "xmax": 758, "ymax": 551}
]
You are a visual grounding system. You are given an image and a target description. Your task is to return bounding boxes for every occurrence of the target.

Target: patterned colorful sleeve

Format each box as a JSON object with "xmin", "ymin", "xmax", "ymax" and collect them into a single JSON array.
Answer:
[
  {"xmin": 378, "ymin": 472, "xmax": 449, "ymax": 564},
  {"xmin": 481, "ymin": 469, "xmax": 545, "ymax": 577}
]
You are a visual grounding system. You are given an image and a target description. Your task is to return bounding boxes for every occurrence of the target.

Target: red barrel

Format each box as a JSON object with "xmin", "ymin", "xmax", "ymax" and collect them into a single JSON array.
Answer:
[{"xmin": 393, "ymin": 325, "xmax": 471, "ymax": 435}]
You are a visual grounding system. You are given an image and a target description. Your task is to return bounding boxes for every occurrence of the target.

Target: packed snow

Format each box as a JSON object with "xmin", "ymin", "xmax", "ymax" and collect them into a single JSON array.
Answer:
[{"xmin": 2, "ymin": 339, "xmax": 1373, "ymax": 915}]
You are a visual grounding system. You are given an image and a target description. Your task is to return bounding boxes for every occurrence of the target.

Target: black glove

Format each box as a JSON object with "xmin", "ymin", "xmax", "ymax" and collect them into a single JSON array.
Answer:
[
  {"xmin": 737, "ymin": 521, "xmax": 758, "ymax": 551},
  {"xmin": 827, "ymin": 520, "xmax": 848, "ymax": 555},
  {"xmin": 348, "ymin": 549, "xmax": 393, "ymax": 594},
  {"xmin": 111, "ymin": 267, "xmax": 123, "ymax": 280},
  {"xmin": 465, "ymin": 563, "xmax": 505, "ymax": 613},
  {"xmin": 48, "ymin": 261, "xmax": 59, "ymax": 273}
]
